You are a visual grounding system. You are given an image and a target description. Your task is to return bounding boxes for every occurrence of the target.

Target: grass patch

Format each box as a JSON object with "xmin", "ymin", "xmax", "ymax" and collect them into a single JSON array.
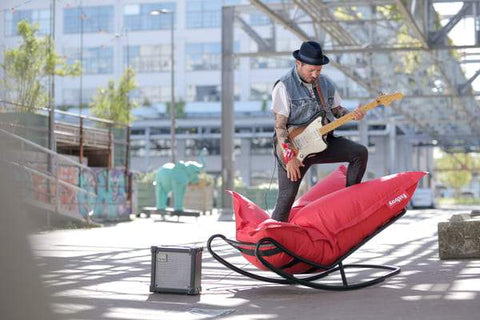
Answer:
[{"xmin": 438, "ymin": 198, "xmax": 480, "ymax": 205}]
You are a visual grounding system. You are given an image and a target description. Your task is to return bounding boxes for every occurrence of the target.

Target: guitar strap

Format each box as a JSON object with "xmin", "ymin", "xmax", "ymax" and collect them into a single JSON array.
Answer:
[
  {"xmin": 313, "ymin": 81, "xmax": 330, "ymax": 125},
  {"xmin": 314, "ymin": 81, "xmax": 328, "ymax": 113}
]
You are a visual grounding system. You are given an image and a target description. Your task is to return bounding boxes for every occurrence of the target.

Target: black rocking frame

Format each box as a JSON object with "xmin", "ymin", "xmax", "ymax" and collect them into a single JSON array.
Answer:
[{"xmin": 207, "ymin": 208, "xmax": 406, "ymax": 291}]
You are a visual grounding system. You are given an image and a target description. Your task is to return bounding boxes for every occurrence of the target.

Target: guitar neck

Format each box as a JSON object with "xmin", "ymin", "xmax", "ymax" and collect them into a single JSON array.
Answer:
[{"xmin": 319, "ymin": 99, "xmax": 380, "ymax": 135}]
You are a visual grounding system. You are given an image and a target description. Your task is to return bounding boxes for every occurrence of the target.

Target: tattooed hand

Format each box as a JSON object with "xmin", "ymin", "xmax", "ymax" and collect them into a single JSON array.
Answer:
[{"xmin": 331, "ymin": 105, "xmax": 350, "ymax": 118}]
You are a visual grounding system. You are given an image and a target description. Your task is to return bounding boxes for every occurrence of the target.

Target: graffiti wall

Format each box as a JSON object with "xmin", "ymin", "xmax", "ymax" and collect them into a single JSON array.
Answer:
[
  {"xmin": 59, "ymin": 166, "xmax": 80, "ymax": 214},
  {"xmin": 30, "ymin": 166, "xmax": 131, "ymax": 222},
  {"xmin": 89, "ymin": 168, "xmax": 131, "ymax": 221}
]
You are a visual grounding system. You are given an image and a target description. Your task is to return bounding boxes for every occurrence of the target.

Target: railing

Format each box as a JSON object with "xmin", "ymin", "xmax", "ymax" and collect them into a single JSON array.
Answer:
[
  {"xmin": 0, "ymin": 99, "xmax": 130, "ymax": 168},
  {"xmin": 0, "ymin": 128, "xmax": 98, "ymax": 227},
  {"xmin": 0, "ymin": 99, "xmax": 133, "ymax": 201}
]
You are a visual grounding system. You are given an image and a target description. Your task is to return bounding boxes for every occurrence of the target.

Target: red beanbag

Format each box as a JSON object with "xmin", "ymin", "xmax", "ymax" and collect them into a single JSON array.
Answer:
[
  {"xmin": 232, "ymin": 169, "xmax": 426, "ymax": 274},
  {"xmin": 289, "ymin": 165, "xmax": 348, "ymax": 219}
]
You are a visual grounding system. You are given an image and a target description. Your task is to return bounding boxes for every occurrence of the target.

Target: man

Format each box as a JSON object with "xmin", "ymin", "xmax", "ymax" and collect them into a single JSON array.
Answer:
[{"xmin": 271, "ymin": 40, "xmax": 368, "ymax": 222}]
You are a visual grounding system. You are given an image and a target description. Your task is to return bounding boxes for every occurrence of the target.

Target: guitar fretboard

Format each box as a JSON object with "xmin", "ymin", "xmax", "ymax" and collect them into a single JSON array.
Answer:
[{"xmin": 319, "ymin": 99, "xmax": 383, "ymax": 135}]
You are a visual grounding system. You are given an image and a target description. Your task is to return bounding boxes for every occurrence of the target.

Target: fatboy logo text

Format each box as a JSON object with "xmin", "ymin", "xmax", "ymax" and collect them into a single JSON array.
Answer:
[{"xmin": 388, "ymin": 193, "xmax": 407, "ymax": 207}]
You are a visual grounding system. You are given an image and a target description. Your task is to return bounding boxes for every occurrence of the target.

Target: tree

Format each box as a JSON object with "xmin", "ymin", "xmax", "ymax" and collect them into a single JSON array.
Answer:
[
  {"xmin": 1, "ymin": 21, "xmax": 80, "ymax": 111},
  {"xmin": 436, "ymin": 152, "xmax": 472, "ymax": 197},
  {"xmin": 166, "ymin": 98, "xmax": 186, "ymax": 119},
  {"xmin": 90, "ymin": 67, "xmax": 137, "ymax": 127},
  {"xmin": 261, "ymin": 98, "xmax": 268, "ymax": 113}
]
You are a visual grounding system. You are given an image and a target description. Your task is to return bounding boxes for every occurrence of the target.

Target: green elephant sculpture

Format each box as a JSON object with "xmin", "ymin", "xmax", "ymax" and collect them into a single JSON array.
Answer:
[{"xmin": 154, "ymin": 149, "xmax": 207, "ymax": 211}]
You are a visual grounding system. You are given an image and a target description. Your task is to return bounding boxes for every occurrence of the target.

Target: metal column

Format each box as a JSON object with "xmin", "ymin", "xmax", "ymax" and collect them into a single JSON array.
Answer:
[
  {"xmin": 388, "ymin": 118, "xmax": 396, "ymax": 174},
  {"xmin": 240, "ymin": 139, "xmax": 251, "ymax": 186},
  {"xmin": 219, "ymin": 6, "xmax": 235, "ymax": 220},
  {"xmin": 145, "ymin": 127, "xmax": 151, "ymax": 172},
  {"xmin": 358, "ymin": 118, "xmax": 368, "ymax": 147}
]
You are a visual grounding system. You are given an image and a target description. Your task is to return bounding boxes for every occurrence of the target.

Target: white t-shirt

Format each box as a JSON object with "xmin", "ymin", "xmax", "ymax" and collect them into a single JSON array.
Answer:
[{"xmin": 271, "ymin": 81, "xmax": 342, "ymax": 117}]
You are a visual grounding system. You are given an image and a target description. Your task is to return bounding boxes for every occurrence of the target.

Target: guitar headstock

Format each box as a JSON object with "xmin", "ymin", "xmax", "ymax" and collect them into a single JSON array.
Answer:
[{"xmin": 376, "ymin": 92, "xmax": 403, "ymax": 106}]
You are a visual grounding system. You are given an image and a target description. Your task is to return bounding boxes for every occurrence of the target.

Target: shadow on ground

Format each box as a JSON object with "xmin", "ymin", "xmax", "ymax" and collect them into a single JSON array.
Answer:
[{"xmin": 33, "ymin": 208, "xmax": 480, "ymax": 320}]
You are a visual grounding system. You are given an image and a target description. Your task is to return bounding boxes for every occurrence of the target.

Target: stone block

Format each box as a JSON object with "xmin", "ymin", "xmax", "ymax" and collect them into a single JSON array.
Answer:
[{"xmin": 438, "ymin": 212, "xmax": 480, "ymax": 260}]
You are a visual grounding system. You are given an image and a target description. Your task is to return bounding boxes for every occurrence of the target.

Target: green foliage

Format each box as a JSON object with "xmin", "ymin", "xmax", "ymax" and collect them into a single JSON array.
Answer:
[
  {"xmin": 1, "ymin": 21, "xmax": 80, "ymax": 112},
  {"xmin": 436, "ymin": 152, "xmax": 473, "ymax": 196},
  {"xmin": 333, "ymin": 7, "xmax": 362, "ymax": 20},
  {"xmin": 90, "ymin": 67, "xmax": 138, "ymax": 127},
  {"xmin": 57, "ymin": 103, "xmax": 88, "ymax": 112},
  {"xmin": 166, "ymin": 98, "xmax": 186, "ymax": 118},
  {"xmin": 395, "ymin": 25, "xmax": 423, "ymax": 74},
  {"xmin": 138, "ymin": 169, "xmax": 214, "ymax": 186},
  {"xmin": 57, "ymin": 104, "xmax": 75, "ymax": 112},
  {"xmin": 142, "ymin": 97, "xmax": 152, "ymax": 107},
  {"xmin": 216, "ymin": 175, "xmax": 245, "ymax": 189},
  {"xmin": 139, "ymin": 171, "xmax": 156, "ymax": 184},
  {"xmin": 198, "ymin": 171, "xmax": 214, "ymax": 186},
  {"xmin": 261, "ymin": 99, "xmax": 268, "ymax": 113},
  {"xmin": 376, "ymin": 5, "xmax": 404, "ymax": 21},
  {"xmin": 439, "ymin": 197, "xmax": 480, "ymax": 205}
]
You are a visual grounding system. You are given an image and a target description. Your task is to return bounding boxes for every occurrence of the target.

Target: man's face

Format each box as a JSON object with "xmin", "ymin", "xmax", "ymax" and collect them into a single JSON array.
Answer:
[{"xmin": 296, "ymin": 61, "xmax": 322, "ymax": 83}]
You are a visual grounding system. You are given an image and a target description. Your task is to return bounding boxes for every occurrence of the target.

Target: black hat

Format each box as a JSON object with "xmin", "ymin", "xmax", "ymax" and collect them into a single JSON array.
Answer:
[{"xmin": 292, "ymin": 41, "xmax": 329, "ymax": 66}]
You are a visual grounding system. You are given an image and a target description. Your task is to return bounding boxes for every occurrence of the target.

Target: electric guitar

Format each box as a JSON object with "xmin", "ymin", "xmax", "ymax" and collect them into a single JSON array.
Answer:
[{"xmin": 277, "ymin": 92, "xmax": 403, "ymax": 164}]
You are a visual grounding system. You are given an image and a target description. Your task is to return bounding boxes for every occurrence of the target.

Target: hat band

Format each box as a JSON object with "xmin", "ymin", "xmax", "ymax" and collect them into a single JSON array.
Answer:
[{"xmin": 298, "ymin": 52, "xmax": 327, "ymax": 66}]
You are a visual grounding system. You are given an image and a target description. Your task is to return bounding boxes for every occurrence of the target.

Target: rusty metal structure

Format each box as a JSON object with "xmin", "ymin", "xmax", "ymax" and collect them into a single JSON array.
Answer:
[{"xmin": 233, "ymin": 0, "xmax": 480, "ymax": 153}]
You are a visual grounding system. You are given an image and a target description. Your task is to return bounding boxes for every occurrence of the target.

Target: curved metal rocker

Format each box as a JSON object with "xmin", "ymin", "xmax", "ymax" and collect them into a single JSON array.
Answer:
[{"xmin": 207, "ymin": 208, "xmax": 406, "ymax": 291}]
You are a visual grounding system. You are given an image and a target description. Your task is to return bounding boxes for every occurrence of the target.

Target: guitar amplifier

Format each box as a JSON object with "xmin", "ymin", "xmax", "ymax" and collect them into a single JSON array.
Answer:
[{"xmin": 150, "ymin": 245, "xmax": 203, "ymax": 295}]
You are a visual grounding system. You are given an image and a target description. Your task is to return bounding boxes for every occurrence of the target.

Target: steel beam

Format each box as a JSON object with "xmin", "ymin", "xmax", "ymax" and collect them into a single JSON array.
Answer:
[
  {"xmin": 396, "ymin": 0, "xmax": 430, "ymax": 48},
  {"xmin": 250, "ymin": 0, "xmax": 310, "ymax": 40},
  {"xmin": 220, "ymin": 6, "xmax": 235, "ymax": 220},
  {"xmin": 430, "ymin": 2, "xmax": 472, "ymax": 44},
  {"xmin": 235, "ymin": 14, "xmax": 273, "ymax": 52},
  {"xmin": 458, "ymin": 69, "xmax": 480, "ymax": 94}
]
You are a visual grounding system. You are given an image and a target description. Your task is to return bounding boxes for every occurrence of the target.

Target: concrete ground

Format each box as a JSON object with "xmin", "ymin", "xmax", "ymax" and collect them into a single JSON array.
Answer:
[{"xmin": 30, "ymin": 206, "xmax": 480, "ymax": 320}]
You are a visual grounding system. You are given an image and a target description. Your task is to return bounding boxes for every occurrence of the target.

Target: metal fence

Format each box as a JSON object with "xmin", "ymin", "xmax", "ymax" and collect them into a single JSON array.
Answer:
[{"xmin": 0, "ymin": 127, "xmax": 98, "ymax": 227}]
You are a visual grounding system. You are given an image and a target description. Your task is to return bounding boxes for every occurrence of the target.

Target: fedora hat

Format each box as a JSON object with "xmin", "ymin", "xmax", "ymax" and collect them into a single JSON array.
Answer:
[{"xmin": 292, "ymin": 41, "xmax": 329, "ymax": 66}]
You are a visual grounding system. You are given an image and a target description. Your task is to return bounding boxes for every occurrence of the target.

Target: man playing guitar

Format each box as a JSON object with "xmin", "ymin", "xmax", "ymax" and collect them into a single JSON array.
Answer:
[{"xmin": 271, "ymin": 41, "xmax": 367, "ymax": 222}]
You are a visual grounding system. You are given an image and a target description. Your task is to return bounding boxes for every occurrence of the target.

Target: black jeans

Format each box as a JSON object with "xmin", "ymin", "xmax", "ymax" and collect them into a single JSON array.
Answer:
[{"xmin": 271, "ymin": 135, "xmax": 368, "ymax": 222}]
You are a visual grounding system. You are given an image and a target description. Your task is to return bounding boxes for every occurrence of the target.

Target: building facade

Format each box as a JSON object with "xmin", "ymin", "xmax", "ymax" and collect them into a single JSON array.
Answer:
[{"xmin": 0, "ymin": 0, "xmax": 431, "ymax": 186}]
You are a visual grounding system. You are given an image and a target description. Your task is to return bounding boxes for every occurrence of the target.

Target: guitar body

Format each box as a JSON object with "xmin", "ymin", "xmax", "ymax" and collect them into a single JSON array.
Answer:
[{"xmin": 289, "ymin": 116, "xmax": 328, "ymax": 161}]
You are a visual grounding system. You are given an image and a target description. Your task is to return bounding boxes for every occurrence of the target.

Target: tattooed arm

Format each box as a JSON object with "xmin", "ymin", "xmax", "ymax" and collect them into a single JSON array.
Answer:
[{"xmin": 274, "ymin": 113, "xmax": 290, "ymax": 147}]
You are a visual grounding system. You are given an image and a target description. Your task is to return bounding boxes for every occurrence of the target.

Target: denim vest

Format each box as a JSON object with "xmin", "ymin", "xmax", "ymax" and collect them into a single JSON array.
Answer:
[{"xmin": 278, "ymin": 67, "xmax": 337, "ymax": 127}]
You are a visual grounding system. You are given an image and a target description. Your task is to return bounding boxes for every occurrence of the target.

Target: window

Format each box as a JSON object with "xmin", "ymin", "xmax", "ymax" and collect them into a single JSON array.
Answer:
[
  {"xmin": 187, "ymin": 85, "xmax": 240, "ymax": 102},
  {"xmin": 62, "ymin": 88, "xmax": 96, "ymax": 106},
  {"xmin": 5, "ymin": 9, "xmax": 50, "ymax": 36},
  {"xmin": 132, "ymin": 86, "xmax": 171, "ymax": 105},
  {"xmin": 124, "ymin": 2, "xmax": 175, "ymax": 31},
  {"xmin": 251, "ymin": 137, "xmax": 273, "ymax": 155},
  {"xmin": 250, "ymin": 57, "xmax": 292, "ymax": 69},
  {"xmin": 126, "ymin": 45, "xmax": 171, "ymax": 73},
  {"xmin": 250, "ymin": 82, "xmax": 273, "ymax": 101},
  {"xmin": 186, "ymin": 43, "xmax": 221, "ymax": 71},
  {"xmin": 186, "ymin": 0, "xmax": 240, "ymax": 29},
  {"xmin": 131, "ymin": 128, "xmax": 145, "ymax": 135},
  {"xmin": 187, "ymin": 85, "xmax": 220, "ymax": 102},
  {"xmin": 64, "ymin": 6, "xmax": 114, "ymax": 34},
  {"xmin": 185, "ymin": 138, "xmax": 220, "ymax": 156},
  {"xmin": 146, "ymin": 138, "xmax": 171, "ymax": 157},
  {"xmin": 186, "ymin": 42, "xmax": 239, "ymax": 71},
  {"xmin": 64, "ymin": 46, "xmax": 114, "ymax": 74}
]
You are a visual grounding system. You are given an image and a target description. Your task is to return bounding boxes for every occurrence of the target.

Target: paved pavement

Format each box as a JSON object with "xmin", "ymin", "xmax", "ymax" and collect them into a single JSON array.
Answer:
[{"xmin": 29, "ymin": 206, "xmax": 480, "ymax": 320}]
